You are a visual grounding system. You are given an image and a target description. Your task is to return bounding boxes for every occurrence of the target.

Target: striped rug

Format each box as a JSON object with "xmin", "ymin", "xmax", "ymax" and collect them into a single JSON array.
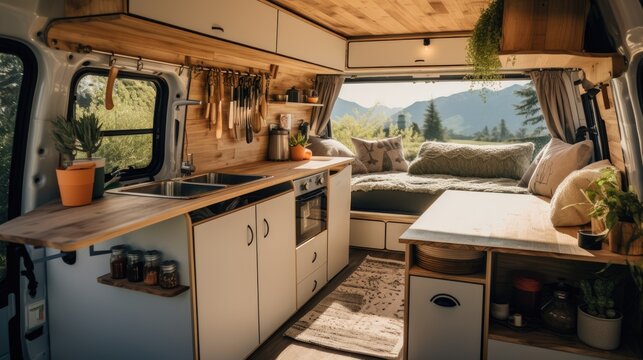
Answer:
[{"xmin": 285, "ymin": 256, "xmax": 405, "ymax": 359}]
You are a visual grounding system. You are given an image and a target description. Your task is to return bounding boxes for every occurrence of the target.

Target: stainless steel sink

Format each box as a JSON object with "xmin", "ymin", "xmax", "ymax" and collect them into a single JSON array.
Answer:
[
  {"xmin": 180, "ymin": 172, "xmax": 270, "ymax": 186},
  {"xmin": 107, "ymin": 180, "xmax": 226, "ymax": 199}
]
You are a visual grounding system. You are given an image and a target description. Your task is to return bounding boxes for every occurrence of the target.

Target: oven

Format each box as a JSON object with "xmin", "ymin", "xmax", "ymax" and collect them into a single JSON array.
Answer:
[{"xmin": 293, "ymin": 172, "xmax": 328, "ymax": 246}]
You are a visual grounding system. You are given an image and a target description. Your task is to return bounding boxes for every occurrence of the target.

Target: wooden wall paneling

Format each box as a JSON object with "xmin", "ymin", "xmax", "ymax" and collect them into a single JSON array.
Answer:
[
  {"xmin": 596, "ymin": 84, "xmax": 626, "ymax": 173},
  {"xmin": 184, "ymin": 67, "xmax": 316, "ymax": 171},
  {"xmin": 64, "ymin": 0, "xmax": 127, "ymax": 17}
]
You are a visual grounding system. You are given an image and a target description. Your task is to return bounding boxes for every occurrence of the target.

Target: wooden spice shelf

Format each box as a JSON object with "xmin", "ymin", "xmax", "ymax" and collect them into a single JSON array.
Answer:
[
  {"xmin": 489, "ymin": 322, "xmax": 641, "ymax": 360},
  {"xmin": 268, "ymin": 101, "xmax": 323, "ymax": 107},
  {"xmin": 96, "ymin": 273, "xmax": 189, "ymax": 297},
  {"xmin": 408, "ymin": 265, "xmax": 486, "ymax": 285}
]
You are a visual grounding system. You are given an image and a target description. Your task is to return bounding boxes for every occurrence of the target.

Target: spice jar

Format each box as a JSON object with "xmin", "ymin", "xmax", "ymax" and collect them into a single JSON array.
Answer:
[
  {"xmin": 512, "ymin": 275, "xmax": 542, "ymax": 317},
  {"xmin": 541, "ymin": 289, "xmax": 576, "ymax": 334},
  {"xmin": 143, "ymin": 250, "xmax": 161, "ymax": 286},
  {"xmin": 127, "ymin": 250, "xmax": 144, "ymax": 282},
  {"xmin": 109, "ymin": 245, "xmax": 128, "ymax": 279},
  {"xmin": 159, "ymin": 260, "xmax": 179, "ymax": 289}
]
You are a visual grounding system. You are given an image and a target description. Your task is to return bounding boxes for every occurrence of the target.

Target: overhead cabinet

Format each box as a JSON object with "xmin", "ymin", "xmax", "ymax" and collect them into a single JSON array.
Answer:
[
  {"xmin": 347, "ymin": 37, "xmax": 468, "ymax": 68},
  {"xmin": 129, "ymin": 0, "xmax": 278, "ymax": 52},
  {"xmin": 277, "ymin": 11, "xmax": 346, "ymax": 70}
]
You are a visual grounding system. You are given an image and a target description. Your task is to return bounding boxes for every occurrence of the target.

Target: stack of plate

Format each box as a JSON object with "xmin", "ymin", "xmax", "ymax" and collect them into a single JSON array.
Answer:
[{"xmin": 415, "ymin": 245, "xmax": 485, "ymax": 275}]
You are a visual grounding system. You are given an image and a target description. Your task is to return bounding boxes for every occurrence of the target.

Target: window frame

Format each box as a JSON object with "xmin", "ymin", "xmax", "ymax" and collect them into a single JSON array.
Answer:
[{"xmin": 67, "ymin": 67, "xmax": 168, "ymax": 181}]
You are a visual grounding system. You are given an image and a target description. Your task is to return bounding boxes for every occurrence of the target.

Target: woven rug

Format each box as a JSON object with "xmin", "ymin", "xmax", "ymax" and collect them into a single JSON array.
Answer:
[{"xmin": 285, "ymin": 256, "xmax": 405, "ymax": 359}]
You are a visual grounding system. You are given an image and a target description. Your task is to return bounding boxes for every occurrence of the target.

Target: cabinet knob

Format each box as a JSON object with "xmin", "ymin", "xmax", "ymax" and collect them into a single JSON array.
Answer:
[
  {"xmin": 211, "ymin": 25, "xmax": 224, "ymax": 32},
  {"xmin": 312, "ymin": 279, "xmax": 318, "ymax": 293},
  {"xmin": 247, "ymin": 225, "xmax": 254, "ymax": 246},
  {"xmin": 263, "ymin": 219, "xmax": 270, "ymax": 238},
  {"xmin": 312, "ymin": 251, "xmax": 317, "ymax": 263}
]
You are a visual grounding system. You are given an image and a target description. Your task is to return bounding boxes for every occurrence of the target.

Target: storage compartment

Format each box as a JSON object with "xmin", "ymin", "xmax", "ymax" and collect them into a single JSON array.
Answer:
[
  {"xmin": 488, "ymin": 339, "xmax": 601, "ymax": 360},
  {"xmin": 350, "ymin": 219, "xmax": 385, "ymax": 249},
  {"xmin": 130, "ymin": 0, "xmax": 278, "ymax": 52},
  {"xmin": 328, "ymin": 166, "xmax": 351, "ymax": 279},
  {"xmin": 296, "ymin": 230, "xmax": 327, "ymax": 282},
  {"xmin": 297, "ymin": 263, "xmax": 327, "ymax": 308},
  {"xmin": 407, "ymin": 276, "xmax": 483, "ymax": 359},
  {"xmin": 385, "ymin": 222, "xmax": 410, "ymax": 252},
  {"xmin": 277, "ymin": 11, "xmax": 346, "ymax": 70},
  {"xmin": 347, "ymin": 37, "xmax": 468, "ymax": 68}
]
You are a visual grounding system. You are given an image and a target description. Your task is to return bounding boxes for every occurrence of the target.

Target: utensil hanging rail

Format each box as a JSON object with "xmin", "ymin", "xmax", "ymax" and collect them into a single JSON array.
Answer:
[{"xmin": 92, "ymin": 50, "xmax": 270, "ymax": 77}]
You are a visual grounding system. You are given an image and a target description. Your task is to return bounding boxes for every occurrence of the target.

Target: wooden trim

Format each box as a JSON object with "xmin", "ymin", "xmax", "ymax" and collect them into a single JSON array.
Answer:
[
  {"xmin": 96, "ymin": 273, "xmax": 189, "ymax": 297},
  {"xmin": 347, "ymin": 32, "xmax": 471, "ymax": 42},
  {"xmin": 64, "ymin": 0, "xmax": 127, "ymax": 17},
  {"xmin": 408, "ymin": 265, "xmax": 486, "ymax": 285},
  {"xmin": 267, "ymin": 101, "xmax": 323, "ymax": 107},
  {"xmin": 184, "ymin": 214, "xmax": 199, "ymax": 360},
  {"xmin": 350, "ymin": 210, "xmax": 418, "ymax": 224}
]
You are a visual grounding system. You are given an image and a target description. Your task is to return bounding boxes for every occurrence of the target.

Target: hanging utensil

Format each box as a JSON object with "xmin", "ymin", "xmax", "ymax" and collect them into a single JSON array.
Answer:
[
  {"xmin": 209, "ymin": 70, "xmax": 216, "ymax": 129},
  {"xmin": 260, "ymin": 75, "xmax": 268, "ymax": 121},
  {"xmin": 204, "ymin": 70, "xmax": 211, "ymax": 129},
  {"xmin": 216, "ymin": 71, "xmax": 224, "ymax": 139},
  {"xmin": 252, "ymin": 76, "xmax": 261, "ymax": 134},
  {"xmin": 228, "ymin": 72, "xmax": 235, "ymax": 131},
  {"xmin": 245, "ymin": 79, "xmax": 253, "ymax": 143}
]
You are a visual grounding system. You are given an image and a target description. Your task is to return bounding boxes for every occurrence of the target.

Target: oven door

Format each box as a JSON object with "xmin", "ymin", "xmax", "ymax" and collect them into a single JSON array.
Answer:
[{"xmin": 295, "ymin": 188, "xmax": 327, "ymax": 245}]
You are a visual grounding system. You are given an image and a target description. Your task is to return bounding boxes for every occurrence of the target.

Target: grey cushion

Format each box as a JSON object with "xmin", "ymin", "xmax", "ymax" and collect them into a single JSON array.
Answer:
[
  {"xmin": 308, "ymin": 136, "xmax": 368, "ymax": 174},
  {"xmin": 408, "ymin": 141, "xmax": 535, "ymax": 179},
  {"xmin": 518, "ymin": 144, "xmax": 548, "ymax": 187}
]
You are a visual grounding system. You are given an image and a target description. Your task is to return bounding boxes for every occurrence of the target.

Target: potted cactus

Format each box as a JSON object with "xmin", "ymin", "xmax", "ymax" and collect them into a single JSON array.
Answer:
[
  {"xmin": 72, "ymin": 113, "xmax": 105, "ymax": 198},
  {"xmin": 289, "ymin": 133, "xmax": 311, "ymax": 161},
  {"xmin": 577, "ymin": 278, "xmax": 622, "ymax": 350}
]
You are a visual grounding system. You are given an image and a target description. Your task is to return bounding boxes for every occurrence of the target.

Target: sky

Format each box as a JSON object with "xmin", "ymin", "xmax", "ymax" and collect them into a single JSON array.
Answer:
[{"xmin": 338, "ymin": 80, "xmax": 529, "ymax": 109}]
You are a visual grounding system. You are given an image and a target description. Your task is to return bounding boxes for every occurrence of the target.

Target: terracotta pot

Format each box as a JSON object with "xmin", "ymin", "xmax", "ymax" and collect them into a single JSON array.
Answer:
[
  {"xmin": 290, "ymin": 145, "xmax": 306, "ymax": 161},
  {"xmin": 608, "ymin": 221, "xmax": 643, "ymax": 255},
  {"xmin": 56, "ymin": 162, "xmax": 96, "ymax": 207},
  {"xmin": 74, "ymin": 158, "xmax": 105, "ymax": 199}
]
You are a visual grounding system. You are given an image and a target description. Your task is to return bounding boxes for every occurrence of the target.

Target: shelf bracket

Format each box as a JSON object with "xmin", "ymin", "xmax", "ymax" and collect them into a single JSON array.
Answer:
[
  {"xmin": 89, "ymin": 244, "xmax": 112, "ymax": 257},
  {"xmin": 32, "ymin": 251, "xmax": 76, "ymax": 265}
]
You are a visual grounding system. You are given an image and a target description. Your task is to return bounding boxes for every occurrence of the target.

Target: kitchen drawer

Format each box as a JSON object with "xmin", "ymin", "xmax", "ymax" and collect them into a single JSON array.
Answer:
[
  {"xmin": 350, "ymin": 219, "xmax": 385, "ymax": 249},
  {"xmin": 385, "ymin": 222, "xmax": 410, "ymax": 252},
  {"xmin": 297, "ymin": 263, "xmax": 327, "ymax": 308},
  {"xmin": 296, "ymin": 231, "xmax": 327, "ymax": 282},
  {"xmin": 129, "ymin": 0, "xmax": 278, "ymax": 52},
  {"xmin": 408, "ymin": 276, "xmax": 484, "ymax": 360},
  {"xmin": 488, "ymin": 340, "xmax": 601, "ymax": 360}
]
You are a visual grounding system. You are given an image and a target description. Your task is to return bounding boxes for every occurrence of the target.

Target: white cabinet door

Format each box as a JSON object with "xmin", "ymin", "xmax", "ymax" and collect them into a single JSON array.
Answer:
[
  {"xmin": 386, "ymin": 222, "xmax": 410, "ymax": 252},
  {"xmin": 328, "ymin": 166, "xmax": 351, "ymax": 280},
  {"xmin": 193, "ymin": 206, "xmax": 259, "ymax": 360},
  {"xmin": 277, "ymin": 11, "xmax": 346, "ymax": 70},
  {"xmin": 350, "ymin": 219, "xmax": 385, "ymax": 249},
  {"xmin": 130, "ymin": 0, "xmax": 278, "ymax": 52},
  {"xmin": 256, "ymin": 192, "xmax": 297, "ymax": 343},
  {"xmin": 347, "ymin": 37, "xmax": 468, "ymax": 68},
  {"xmin": 408, "ymin": 276, "xmax": 484, "ymax": 360}
]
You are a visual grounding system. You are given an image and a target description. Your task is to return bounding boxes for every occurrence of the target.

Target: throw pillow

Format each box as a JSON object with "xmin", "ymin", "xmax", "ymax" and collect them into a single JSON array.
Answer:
[
  {"xmin": 408, "ymin": 141, "xmax": 534, "ymax": 179},
  {"xmin": 351, "ymin": 136, "xmax": 408, "ymax": 173},
  {"xmin": 528, "ymin": 138, "xmax": 594, "ymax": 197},
  {"xmin": 518, "ymin": 144, "xmax": 548, "ymax": 187},
  {"xmin": 308, "ymin": 136, "xmax": 368, "ymax": 174},
  {"xmin": 550, "ymin": 160, "xmax": 613, "ymax": 226}
]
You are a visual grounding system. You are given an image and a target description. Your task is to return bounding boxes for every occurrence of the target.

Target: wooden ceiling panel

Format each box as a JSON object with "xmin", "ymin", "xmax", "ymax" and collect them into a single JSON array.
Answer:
[{"xmin": 270, "ymin": 0, "xmax": 490, "ymax": 37}]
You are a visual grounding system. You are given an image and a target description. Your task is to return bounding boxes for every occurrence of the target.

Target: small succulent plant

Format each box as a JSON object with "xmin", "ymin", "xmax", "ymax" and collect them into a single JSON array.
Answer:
[
  {"xmin": 288, "ymin": 133, "xmax": 309, "ymax": 148},
  {"xmin": 579, "ymin": 278, "xmax": 617, "ymax": 319}
]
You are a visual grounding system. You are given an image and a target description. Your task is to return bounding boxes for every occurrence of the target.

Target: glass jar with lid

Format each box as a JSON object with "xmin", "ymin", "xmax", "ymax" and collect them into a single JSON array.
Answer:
[
  {"xmin": 109, "ymin": 245, "xmax": 128, "ymax": 279},
  {"xmin": 541, "ymin": 289, "xmax": 576, "ymax": 334},
  {"xmin": 143, "ymin": 250, "xmax": 161, "ymax": 286},
  {"xmin": 159, "ymin": 260, "xmax": 179, "ymax": 289},
  {"xmin": 127, "ymin": 250, "xmax": 144, "ymax": 282}
]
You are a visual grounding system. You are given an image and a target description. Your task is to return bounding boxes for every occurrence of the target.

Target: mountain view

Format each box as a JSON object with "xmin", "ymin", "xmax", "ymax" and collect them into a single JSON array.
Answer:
[{"xmin": 331, "ymin": 84, "xmax": 539, "ymax": 136}]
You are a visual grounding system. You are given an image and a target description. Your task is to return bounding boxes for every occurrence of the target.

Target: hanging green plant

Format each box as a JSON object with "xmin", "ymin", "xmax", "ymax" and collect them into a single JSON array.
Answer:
[{"xmin": 465, "ymin": 0, "xmax": 504, "ymax": 87}]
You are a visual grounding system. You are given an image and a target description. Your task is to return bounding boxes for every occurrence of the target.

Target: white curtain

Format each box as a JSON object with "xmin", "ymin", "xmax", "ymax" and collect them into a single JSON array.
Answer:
[{"xmin": 530, "ymin": 70, "xmax": 587, "ymax": 143}]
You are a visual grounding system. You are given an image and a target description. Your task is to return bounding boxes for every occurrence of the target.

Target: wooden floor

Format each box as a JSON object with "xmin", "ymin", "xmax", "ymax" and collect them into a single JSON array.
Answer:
[{"xmin": 249, "ymin": 248, "xmax": 405, "ymax": 360}]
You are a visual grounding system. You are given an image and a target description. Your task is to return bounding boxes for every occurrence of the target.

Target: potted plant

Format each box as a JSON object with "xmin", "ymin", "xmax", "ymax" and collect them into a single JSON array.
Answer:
[
  {"xmin": 72, "ymin": 113, "xmax": 105, "ymax": 198},
  {"xmin": 51, "ymin": 116, "xmax": 96, "ymax": 206},
  {"xmin": 289, "ymin": 133, "xmax": 310, "ymax": 161},
  {"xmin": 577, "ymin": 278, "xmax": 623, "ymax": 350},
  {"xmin": 465, "ymin": 0, "xmax": 504, "ymax": 88},
  {"xmin": 583, "ymin": 167, "xmax": 643, "ymax": 255}
]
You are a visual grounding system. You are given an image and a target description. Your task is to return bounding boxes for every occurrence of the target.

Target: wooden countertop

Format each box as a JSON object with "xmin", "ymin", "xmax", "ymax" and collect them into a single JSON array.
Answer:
[
  {"xmin": 400, "ymin": 190, "xmax": 641, "ymax": 265},
  {"xmin": 0, "ymin": 157, "xmax": 352, "ymax": 251}
]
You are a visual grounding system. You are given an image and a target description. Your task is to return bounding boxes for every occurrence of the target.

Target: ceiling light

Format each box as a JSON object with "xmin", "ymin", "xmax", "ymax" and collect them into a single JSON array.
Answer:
[{"xmin": 423, "ymin": 38, "xmax": 431, "ymax": 46}]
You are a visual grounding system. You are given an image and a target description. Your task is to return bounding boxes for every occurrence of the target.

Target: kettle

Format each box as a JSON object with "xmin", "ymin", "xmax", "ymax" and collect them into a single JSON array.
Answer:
[{"xmin": 268, "ymin": 128, "xmax": 290, "ymax": 161}]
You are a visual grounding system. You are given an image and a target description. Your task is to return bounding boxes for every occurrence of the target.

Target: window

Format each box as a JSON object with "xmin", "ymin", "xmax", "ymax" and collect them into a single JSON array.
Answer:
[
  {"xmin": 0, "ymin": 39, "xmax": 36, "ymax": 282},
  {"xmin": 69, "ymin": 69, "xmax": 168, "ymax": 180},
  {"xmin": 330, "ymin": 78, "xmax": 550, "ymax": 160}
]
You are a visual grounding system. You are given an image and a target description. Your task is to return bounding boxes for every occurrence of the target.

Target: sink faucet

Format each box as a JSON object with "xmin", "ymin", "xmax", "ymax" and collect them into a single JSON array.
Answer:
[{"xmin": 181, "ymin": 153, "xmax": 196, "ymax": 176}]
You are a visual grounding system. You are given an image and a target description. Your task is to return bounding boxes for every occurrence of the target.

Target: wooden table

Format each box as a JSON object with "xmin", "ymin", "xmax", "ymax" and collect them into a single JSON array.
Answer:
[{"xmin": 399, "ymin": 190, "xmax": 642, "ymax": 360}]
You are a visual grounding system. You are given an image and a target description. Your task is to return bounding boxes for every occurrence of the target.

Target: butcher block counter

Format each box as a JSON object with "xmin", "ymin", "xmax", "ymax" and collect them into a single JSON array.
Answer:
[{"xmin": 0, "ymin": 157, "xmax": 352, "ymax": 251}]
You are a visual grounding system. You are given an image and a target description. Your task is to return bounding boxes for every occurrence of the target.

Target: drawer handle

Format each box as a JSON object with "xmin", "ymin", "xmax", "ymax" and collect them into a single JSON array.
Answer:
[
  {"xmin": 312, "ymin": 251, "xmax": 317, "ymax": 263},
  {"xmin": 430, "ymin": 294, "xmax": 460, "ymax": 308},
  {"xmin": 211, "ymin": 26, "xmax": 224, "ymax": 32},
  {"xmin": 312, "ymin": 279, "xmax": 318, "ymax": 293},
  {"xmin": 263, "ymin": 219, "xmax": 270, "ymax": 238},
  {"xmin": 247, "ymin": 225, "xmax": 254, "ymax": 246}
]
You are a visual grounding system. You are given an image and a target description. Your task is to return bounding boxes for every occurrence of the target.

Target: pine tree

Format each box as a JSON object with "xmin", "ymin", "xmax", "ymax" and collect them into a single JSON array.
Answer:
[
  {"xmin": 514, "ymin": 82, "xmax": 544, "ymax": 127},
  {"xmin": 498, "ymin": 118, "xmax": 512, "ymax": 141},
  {"xmin": 423, "ymin": 100, "xmax": 444, "ymax": 141}
]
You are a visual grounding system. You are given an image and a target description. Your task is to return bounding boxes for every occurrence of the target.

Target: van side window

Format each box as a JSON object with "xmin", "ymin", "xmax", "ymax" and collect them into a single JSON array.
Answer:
[
  {"xmin": 0, "ymin": 39, "xmax": 37, "ymax": 282},
  {"xmin": 69, "ymin": 69, "xmax": 168, "ymax": 180}
]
